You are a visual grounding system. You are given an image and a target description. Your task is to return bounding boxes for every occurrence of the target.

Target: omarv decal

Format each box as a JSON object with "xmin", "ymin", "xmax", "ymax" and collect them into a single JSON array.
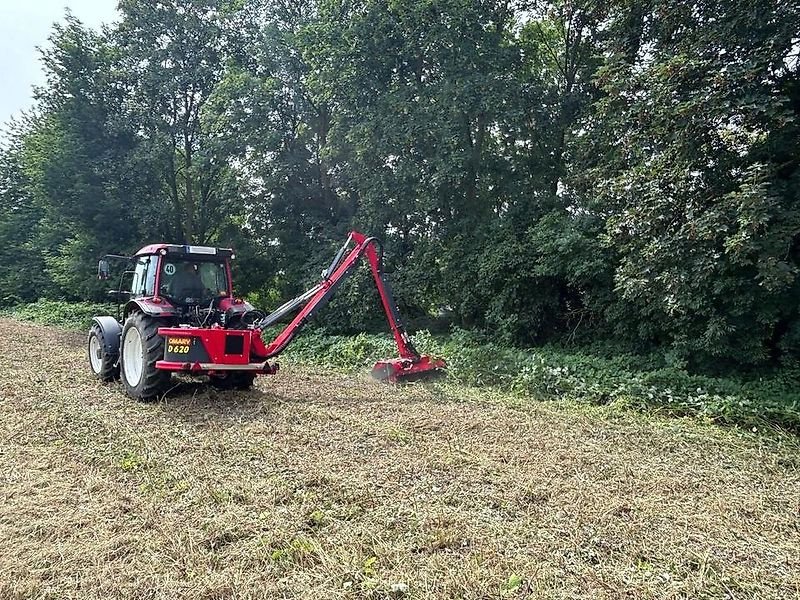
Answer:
[{"xmin": 166, "ymin": 337, "xmax": 192, "ymax": 354}]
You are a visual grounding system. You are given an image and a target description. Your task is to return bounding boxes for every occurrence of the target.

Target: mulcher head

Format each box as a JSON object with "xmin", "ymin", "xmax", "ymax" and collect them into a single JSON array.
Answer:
[{"xmin": 371, "ymin": 355, "xmax": 446, "ymax": 383}]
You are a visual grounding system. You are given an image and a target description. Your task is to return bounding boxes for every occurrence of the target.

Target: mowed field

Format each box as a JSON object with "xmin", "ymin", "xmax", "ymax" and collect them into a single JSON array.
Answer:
[{"xmin": 0, "ymin": 318, "xmax": 798, "ymax": 600}]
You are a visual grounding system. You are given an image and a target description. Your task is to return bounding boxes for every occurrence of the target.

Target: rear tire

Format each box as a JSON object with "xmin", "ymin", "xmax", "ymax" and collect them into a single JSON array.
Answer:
[
  {"xmin": 120, "ymin": 312, "xmax": 170, "ymax": 401},
  {"xmin": 210, "ymin": 372, "xmax": 256, "ymax": 391},
  {"xmin": 88, "ymin": 323, "xmax": 119, "ymax": 382}
]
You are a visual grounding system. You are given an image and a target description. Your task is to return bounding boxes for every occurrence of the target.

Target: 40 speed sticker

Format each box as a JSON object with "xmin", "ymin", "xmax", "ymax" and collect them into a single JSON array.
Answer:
[{"xmin": 164, "ymin": 263, "xmax": 176, "ymax": 276}]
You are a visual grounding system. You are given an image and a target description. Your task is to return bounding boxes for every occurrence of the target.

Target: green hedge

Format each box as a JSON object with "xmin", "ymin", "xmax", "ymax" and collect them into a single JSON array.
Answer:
[
  {"xmin": 282, "ymin": 328, "xmax": 800, "ymax": 432},
  {"xmin": 6, "ymin": 301, "xmax": 799, "ymax": 431},
  {"xmin": 4, "ymin": 299, "xmax": 117, "ymax": 330}
]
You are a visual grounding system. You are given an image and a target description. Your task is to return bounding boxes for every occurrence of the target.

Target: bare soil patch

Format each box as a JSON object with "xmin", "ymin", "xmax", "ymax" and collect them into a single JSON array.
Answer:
[{"xmin": 0, "ymin": 318, "xmax": 798, "ymax": 599}]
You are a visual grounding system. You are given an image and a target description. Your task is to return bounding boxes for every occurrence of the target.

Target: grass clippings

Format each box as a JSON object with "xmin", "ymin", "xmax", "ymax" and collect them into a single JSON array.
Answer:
[{"xmin": 0, "ymin": 318, "xmax": 798, "ymax": 599}]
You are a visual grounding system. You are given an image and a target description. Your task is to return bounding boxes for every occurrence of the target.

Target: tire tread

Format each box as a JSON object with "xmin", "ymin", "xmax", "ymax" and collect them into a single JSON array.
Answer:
[{"xmin": 120, "ymin": 312, "xmax": 170, "ymax": 401}]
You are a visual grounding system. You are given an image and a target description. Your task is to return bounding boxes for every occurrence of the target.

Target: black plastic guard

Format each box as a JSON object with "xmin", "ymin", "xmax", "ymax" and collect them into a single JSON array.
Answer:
[{"xmin": 91, "ymin": 316, "xmax": 122, "ymax": 355}]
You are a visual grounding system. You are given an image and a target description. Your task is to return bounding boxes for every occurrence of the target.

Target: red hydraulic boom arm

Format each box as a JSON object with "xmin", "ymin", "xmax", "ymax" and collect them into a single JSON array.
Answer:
[{"xmin": 251, "ymin": 231, "xmax": 445, "ymax": 382}]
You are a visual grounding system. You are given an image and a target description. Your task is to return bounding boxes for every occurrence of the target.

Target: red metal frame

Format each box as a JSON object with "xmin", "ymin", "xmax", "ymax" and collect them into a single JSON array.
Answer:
[
  {"xmin": 153, "ymin": 254, "xmax": 163, "ymax": 301},
  {"xmin": 352, "ymin": 232, "xmax": 418, "ymax": 360},
  {"xmin": 151, "ymin": 231, "xmax": 444, "ymax": 382},
  {"xmin": 155, "ymin": 326, "xmax": 276, "ymax": 375},
  {"xmin": 255, "ymin": 230, "xmax": 444, "ymax": 380},
  {"xmin": 258, "ymin": 233, "xmax": 409, "ymax": 357}
]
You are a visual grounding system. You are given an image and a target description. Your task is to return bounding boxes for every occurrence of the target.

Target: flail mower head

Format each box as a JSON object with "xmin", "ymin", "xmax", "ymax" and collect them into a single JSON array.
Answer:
[{"xmin": 371, "ymin": 355, "xmax": 446, "ymax": 383}]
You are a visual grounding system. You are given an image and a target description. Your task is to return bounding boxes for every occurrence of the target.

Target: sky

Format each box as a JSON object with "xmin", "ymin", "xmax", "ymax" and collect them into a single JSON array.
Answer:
[{"xmin": 0, "ymin": 0, "xmax": 119, "ymax": 128}]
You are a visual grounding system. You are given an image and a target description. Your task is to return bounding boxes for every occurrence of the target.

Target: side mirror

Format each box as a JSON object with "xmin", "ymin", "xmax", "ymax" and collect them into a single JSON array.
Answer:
[{"xmin": 98, "ymin": 259, "xmax": 110, "ymax": 280}]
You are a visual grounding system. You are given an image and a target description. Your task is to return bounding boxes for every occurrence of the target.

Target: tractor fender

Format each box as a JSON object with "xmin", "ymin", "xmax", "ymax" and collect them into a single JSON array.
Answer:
[
  {"xmin": 91, "ymin": 316, "xmax": 122, "ymax": 356},
  {"xmin": 123, "ymin": 298, "xmax": 177, "ymax": 320}
]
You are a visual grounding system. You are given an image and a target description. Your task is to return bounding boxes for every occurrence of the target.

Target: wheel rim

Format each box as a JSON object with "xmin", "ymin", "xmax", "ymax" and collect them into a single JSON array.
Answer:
[
  {"xmin": 89, "ymin": 334, "xmax": 103, "ymax": 373},
  {"xmin": 122, "ymin": 327, "xmax": 144, "ymax": 387}
]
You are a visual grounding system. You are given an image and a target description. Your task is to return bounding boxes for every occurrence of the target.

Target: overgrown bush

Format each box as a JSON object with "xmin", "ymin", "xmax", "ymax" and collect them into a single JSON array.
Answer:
[
  {"xmin": 5, "ymin": 299, "xmax": 117, "ymax": 330},
  {"xmin": 283, "ymin": 327, "xmax": 800, "ymax": 431}
]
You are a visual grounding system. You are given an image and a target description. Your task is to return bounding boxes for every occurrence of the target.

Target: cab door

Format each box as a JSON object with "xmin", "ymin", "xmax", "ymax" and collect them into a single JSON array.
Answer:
[{"xmin": 130, "ymin": 256, "xmax": 157, "ymax": 298}]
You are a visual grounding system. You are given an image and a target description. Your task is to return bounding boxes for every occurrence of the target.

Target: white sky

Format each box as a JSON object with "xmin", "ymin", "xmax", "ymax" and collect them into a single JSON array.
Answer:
[{"xmin": 0, "ymin": 0, "xmax": 119, "ymax": 128}]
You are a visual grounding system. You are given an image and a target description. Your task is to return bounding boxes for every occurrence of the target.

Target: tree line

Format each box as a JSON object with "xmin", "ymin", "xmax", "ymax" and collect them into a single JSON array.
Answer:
[{"xmin": 0, "ymin": 0, "xmax": 798, "ymax": 371}]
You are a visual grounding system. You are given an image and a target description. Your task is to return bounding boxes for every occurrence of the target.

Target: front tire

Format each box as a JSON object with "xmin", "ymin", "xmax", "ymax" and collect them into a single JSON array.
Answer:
[
  {"xmin": 120, "ymin": 312, "xmax": 170, "ymax": 401},
  {"xmin": 88, "ymin": 323, "xmax": 119, "ymax": 382}
]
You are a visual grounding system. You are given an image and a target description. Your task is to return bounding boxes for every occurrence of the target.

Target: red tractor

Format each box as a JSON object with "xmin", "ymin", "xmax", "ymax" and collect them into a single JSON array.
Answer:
[{"xmin": 88, "ymin": 231, "xmax": 444, "ymax": 400}]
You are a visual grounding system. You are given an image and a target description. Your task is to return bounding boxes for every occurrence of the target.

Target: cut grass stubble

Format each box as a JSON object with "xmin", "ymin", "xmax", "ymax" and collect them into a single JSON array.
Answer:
[{"xmin": 0, "ymin": 318, "xmax": 798, "ymax": 599}]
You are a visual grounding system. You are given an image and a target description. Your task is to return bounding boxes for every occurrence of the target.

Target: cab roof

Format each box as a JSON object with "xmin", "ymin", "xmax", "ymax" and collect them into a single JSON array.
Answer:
[{"xmin": 134, "ymin": 244, "xmax": 234, "ymax": 259}]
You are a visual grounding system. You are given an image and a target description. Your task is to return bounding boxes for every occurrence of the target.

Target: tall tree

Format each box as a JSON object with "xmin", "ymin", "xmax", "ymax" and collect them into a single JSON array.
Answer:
[
  {"xmin": 583, "ymin": 0, "xmax": 800, "ymax": 366},
  {"xmin": 0, "ymin": 119, "xmax": 48, "ymax": 304},
  {"xmin": 19, "ymin": 15, "xmax": 144, "ymax": 299},
  {"xmin": 116, "ymin": 0, "xmax": 241, "ymax": 244}
]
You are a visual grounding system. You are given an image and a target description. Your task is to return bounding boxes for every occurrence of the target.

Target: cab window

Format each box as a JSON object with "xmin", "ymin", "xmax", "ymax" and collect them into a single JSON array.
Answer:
[
  {"xmin": 130, "ymin": 257, "xmax": 155, "ymax": 296},
  {"xmin": 198, "ymin": 262, "xmax": 228, "ymax": 294},
  {"xmin": 159, "ymin": 259, "xmax": 228, "ymax": 299}
]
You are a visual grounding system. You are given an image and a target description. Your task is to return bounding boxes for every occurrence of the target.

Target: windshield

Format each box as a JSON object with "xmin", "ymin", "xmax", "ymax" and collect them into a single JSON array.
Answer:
[{"xmin": 159, "ymin": 258, "xmax": 229, "ymax": 303}]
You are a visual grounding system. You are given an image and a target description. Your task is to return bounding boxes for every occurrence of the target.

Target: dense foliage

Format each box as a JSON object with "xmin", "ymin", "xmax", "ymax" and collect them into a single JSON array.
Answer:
[
  {"xmin": 4, "ymin": 299, "xmax": 117, "ymax": 330},
  {"xmin": 1, "ymin": 0, "xmax": 798, "ymax": 374}
]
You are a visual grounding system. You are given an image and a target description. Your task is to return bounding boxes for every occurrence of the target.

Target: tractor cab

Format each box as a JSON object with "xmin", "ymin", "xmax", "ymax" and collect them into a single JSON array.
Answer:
[
  {"xmin": 130, "ymin": 244, "xmax": 234, "ymax": 306},
  {"xmin": 97, "ymin": 244, "xmax": 251, "ymax": 327},
  {"xmin": 98, "ymin": 244, "xmax": 235, "ymax": 303}
]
